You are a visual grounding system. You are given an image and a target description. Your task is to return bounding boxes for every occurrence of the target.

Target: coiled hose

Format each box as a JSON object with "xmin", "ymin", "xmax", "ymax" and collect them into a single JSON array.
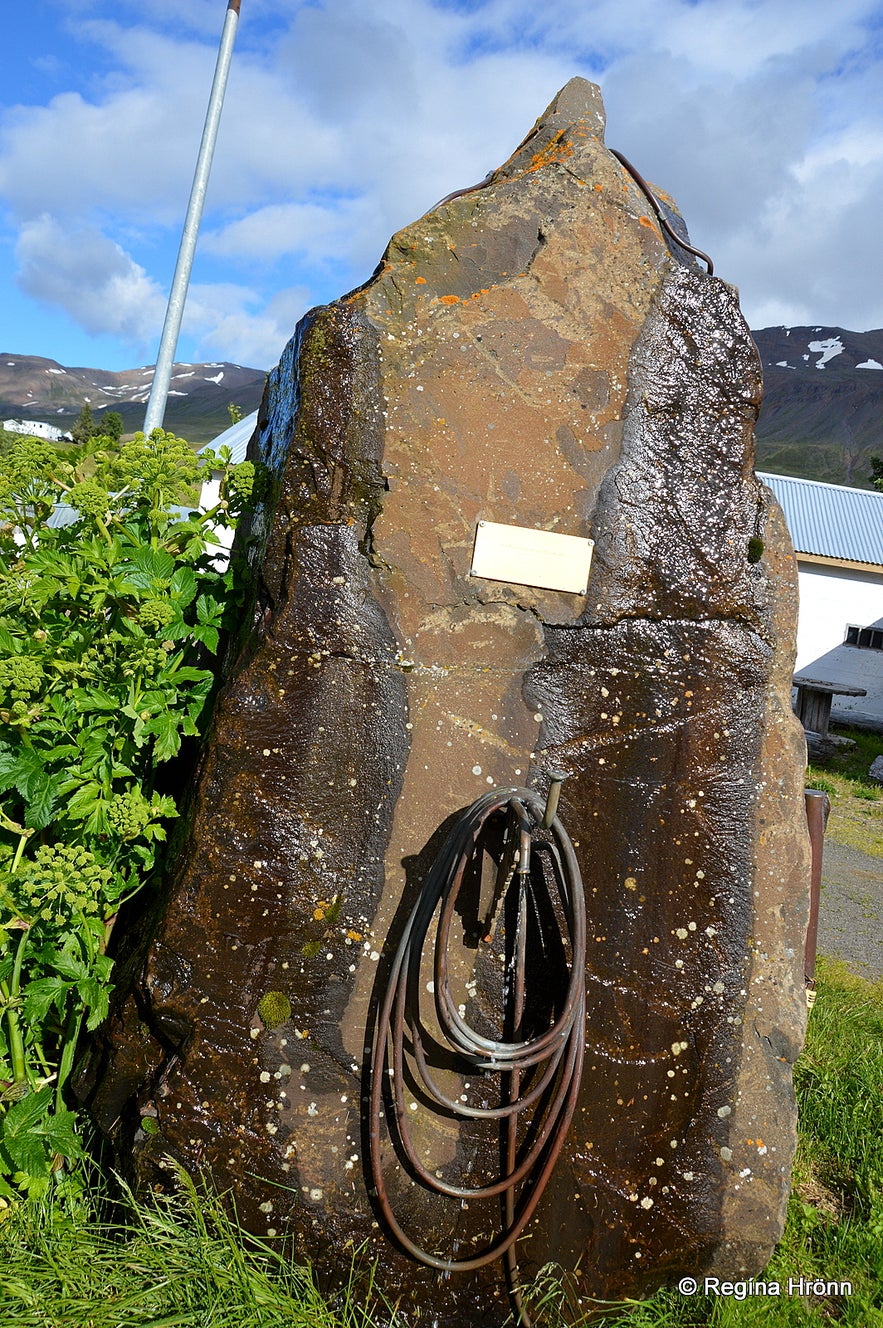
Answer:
[{"xmin": 367, "ymin": 784, "xmax": 586, "ymax": 1323}]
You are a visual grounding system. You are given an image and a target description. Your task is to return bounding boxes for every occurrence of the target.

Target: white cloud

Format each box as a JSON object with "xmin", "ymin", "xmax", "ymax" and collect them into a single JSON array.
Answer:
[
  {"xmin": 2, "ymin": 0, "xmax": 883, "ymax": 366},
  {"xmin": 15, "ymin": 215, "xmax": 167, "ymax": 344},
  {"xmin": 185, "ymin": 283, "xmax": 312, "ymax": 368}
]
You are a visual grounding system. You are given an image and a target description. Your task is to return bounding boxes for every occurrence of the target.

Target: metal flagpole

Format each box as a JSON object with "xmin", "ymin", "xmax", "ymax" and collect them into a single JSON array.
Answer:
[{"xmin": 143, "ymin": 0, "xmax": 242, "ymax": 436}]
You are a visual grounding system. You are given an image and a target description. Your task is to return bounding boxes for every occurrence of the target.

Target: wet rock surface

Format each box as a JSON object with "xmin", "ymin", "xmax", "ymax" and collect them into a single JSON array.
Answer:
[{"xmin": 93, "ymin": 79, "xmax": 810, "ymax": 1321}]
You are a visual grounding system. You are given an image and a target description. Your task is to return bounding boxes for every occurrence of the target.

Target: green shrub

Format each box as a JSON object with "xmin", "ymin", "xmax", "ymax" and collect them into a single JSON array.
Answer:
[{"xmin": 0, "ymin": 429, "xmax": 252, "ymax": 1197}]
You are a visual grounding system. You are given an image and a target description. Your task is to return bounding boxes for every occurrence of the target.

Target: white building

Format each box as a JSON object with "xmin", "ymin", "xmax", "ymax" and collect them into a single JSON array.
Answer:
[
  {"xmin": 3, "ymin": 418, "xmax": 71, "ymax": 442},
  {"xmin": 761, "ymin": 472, "xmax": 883, "ymax": 730}
]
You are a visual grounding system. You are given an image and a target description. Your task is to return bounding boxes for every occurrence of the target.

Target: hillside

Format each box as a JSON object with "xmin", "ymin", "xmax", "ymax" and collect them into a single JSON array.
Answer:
[
  {"xmin": 2, "ymin": 329, "xmax": 882, "ymax": 484},
  {"xmin": 0, "ymin": 355, "xmax": 267, "ymax": 447},
  {"xmin": 752, "ymin": 327, "xmax": 883, "ymax": 488}
]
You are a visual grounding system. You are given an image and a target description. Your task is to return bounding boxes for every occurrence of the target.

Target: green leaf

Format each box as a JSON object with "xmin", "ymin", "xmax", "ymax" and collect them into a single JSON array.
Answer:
[
  {"xmin": 121, "ymin": 546, "xmax": 176, "ymax": 587},
  {"xmin": 193, "ymin": 623, "xmax": 220, "ymax": 654},
  {"xmin": 3, "ymin": 1129, "xmax": 49, "ymax": 1179},
  {"xmin": 166, "ymin": 665, "xmax": 214, "ymax": 686},
  {"xmin": 80, "ymin": 981, "xmax": 110, "ymax": 1031},
  {"xmin": 22, "ymin": 976, "xmax": 74, "ymax": 1024},
  {"xmin": 169, "ymin": 565, "xmax": 197, "ymax": 606},
  {"xmin": 196, "ymin": 593, "xmax": 222, "ymax": 624},
  {"xmin": 1, "ymin": 1084, "xmax": 53, "ymax": 1136},
  {"xmin": 39, "ymin": 1105, "xmax": 82, "ymax": 1161},
  {"xmin": 23, "ymin": 772, "xmax": 60, "ymax": 831},
  {"xmin": 146, "ymin": 713, "xmax": 181, "ymax": 763},
  {"xmin": 71, "ymin": 687, "xmax": 119, "ymax": 713},
  {"xmin": 61, "ymin": 780, "xmax": 104, "ymax": 822},
  {"xmin": 49, "ymin": 950, "xmax": 90, "ymax": 982}
]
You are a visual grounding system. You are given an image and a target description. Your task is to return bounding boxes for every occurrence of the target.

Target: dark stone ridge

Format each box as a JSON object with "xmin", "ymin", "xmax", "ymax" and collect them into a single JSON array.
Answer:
[{"xmin": 92, "ymin": 78, "xmax": 810, "ymax": 1322}]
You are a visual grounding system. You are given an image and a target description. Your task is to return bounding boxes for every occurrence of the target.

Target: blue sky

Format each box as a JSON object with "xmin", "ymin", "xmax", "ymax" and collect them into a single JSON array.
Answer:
[{"xmin": 2, "ymin": 0, "xmax": 882, "ymax": 371}]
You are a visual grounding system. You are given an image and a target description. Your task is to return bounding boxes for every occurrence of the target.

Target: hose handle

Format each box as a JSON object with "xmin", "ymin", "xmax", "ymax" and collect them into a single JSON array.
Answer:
[{"xmin": 541, "ymin": 771, "xmax": 567, "ymax": 829}]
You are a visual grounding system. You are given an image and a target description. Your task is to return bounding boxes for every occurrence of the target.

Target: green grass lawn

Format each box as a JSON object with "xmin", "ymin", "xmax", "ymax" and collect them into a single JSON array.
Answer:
[{"xmin": 807, "ymin": 725, "xmax": 883, "ymax": 857}]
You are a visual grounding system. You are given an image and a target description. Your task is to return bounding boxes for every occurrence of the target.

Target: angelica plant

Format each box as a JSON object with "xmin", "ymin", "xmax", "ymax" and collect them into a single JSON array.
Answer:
[{"xmin": 0, "ymin": 428, "xmax": 254, "ymax": 1197}]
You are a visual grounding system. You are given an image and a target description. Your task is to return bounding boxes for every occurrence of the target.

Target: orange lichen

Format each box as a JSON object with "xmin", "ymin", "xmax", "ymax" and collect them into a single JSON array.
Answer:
[
  {"xmin": 415, "ymin": 276, "xmax": 427, "ymax": 284},
  {"xmin": 525, "ymin": 129, "xmax": 574, "ymax": 174},
  {"xmin": 438, "ymin": 294, "xmax": 460, "ymax": 305}
]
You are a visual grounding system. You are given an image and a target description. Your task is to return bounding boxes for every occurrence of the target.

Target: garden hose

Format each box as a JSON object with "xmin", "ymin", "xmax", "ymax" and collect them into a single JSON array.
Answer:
[{"xmin": 366, "ymin": 782, "xmax": 586, "ymax": 1324}]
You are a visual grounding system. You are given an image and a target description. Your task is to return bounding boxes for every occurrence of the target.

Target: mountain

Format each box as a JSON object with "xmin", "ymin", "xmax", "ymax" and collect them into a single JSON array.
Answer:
[
  {"xmin": 0, "ymin": 354, "xmax": 267, "ymax": 447},
  {"xmin": 2, "ymin": 329, "xmax": 882, "ymax": 485},
  {"xmin": 752, "ymin": 327, "xmax": 883, "ymax": 489}
]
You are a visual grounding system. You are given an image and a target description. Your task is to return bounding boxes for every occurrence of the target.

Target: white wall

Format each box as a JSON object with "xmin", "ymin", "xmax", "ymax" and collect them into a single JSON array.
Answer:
[{"xmin": 795, "ymin": 561, "xmax": 883, "ymax": 727}]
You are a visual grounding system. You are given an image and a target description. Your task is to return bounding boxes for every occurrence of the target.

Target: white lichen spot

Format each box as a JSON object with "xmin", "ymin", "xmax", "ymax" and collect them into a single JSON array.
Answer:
[
  {"xmin": 640, "ymin": 1197, "xmax": 653, "ymax": 1209},
  {"xmin": 717, "ymin": 1105, "xmax": 732, "ymax": 1118}
]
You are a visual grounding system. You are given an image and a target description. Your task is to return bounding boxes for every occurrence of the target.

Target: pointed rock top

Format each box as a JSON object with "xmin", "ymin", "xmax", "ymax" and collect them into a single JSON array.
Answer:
[{"xmin": 496, "ymin": 77, "xmax": 606, "ymax": 183}]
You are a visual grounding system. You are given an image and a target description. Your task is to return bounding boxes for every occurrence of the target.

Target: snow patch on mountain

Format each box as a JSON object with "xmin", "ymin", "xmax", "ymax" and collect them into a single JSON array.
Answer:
[{"xmin": 808, "ymin": 337, "xmax": 844, "ymax": 368}]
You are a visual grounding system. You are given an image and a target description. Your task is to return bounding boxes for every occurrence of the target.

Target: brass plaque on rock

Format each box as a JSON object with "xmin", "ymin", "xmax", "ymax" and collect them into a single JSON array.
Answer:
[{"xmin": 470, "ymin": 520, "xmax": 593, "ymax": 595}]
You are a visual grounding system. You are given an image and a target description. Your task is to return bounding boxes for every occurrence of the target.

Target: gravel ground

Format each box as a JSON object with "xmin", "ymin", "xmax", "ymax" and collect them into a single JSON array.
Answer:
[{"xmin": 817, "ymin": 838, "xmax": 883, "ymax": 981}]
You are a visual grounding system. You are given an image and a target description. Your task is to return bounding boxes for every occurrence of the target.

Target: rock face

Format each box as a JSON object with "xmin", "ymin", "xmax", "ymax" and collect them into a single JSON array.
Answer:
[{"xmin": 92, "ymin": 79, "xmax": 810, "ymax": 1321}]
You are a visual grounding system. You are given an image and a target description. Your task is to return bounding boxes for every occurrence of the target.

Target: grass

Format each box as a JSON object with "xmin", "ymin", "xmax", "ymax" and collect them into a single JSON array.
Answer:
[
  {"xmin": 1, "ymin": 963, "xmax": 881, "ymax": 1327},
  {"xmin": 0, "ymin": 1166, "xmax": 386, "ymax": 1328},
  {"xmin": 807, "ymin": 725, "xmax": 883, "ymax": 857}
]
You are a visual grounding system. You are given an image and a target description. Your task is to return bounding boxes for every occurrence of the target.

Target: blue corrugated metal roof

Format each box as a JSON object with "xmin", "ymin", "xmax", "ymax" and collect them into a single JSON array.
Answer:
[
  {"xmin": 758, "ymin": 471, "xmax": 883, "ymax": 568},
  {"xmin": 200, "ymin": 410, "xmax": 258, "ymax": 466}
]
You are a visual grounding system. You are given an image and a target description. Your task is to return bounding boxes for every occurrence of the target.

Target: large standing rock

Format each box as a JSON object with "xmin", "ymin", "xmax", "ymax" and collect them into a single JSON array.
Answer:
[{"xmin": 93, "ymin": 79, "xmax": 810, "ymax": 1321}]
